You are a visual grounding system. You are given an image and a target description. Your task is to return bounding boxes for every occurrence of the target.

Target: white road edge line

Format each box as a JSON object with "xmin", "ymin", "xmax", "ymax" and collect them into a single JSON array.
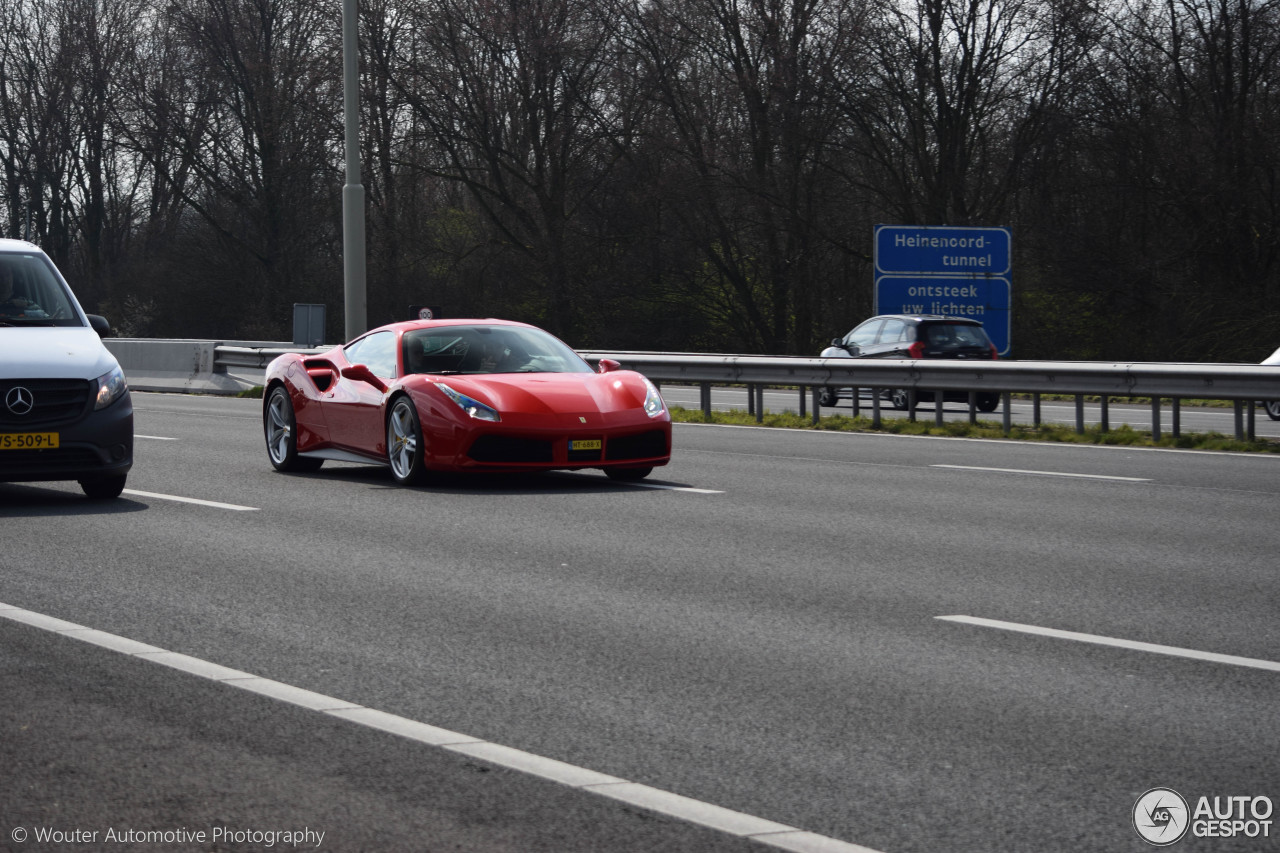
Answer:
[
  {"xmin": 0, "ymin": 601, "xmax": 883, "ymax": 853},
  {"xmin": 135, "ymin": 435, "xmax": 178, "ymax": 441},
  {"xmin": 938, "ymin": 615, "xmax": 1280, "ymax": 672},
  {"xmin": 930, "ymin": 464, "xmax": 1151, "ymax": 482},
  {"xmin": 122, "ymin": 489, "xmax": 259, "ymax": 512}
]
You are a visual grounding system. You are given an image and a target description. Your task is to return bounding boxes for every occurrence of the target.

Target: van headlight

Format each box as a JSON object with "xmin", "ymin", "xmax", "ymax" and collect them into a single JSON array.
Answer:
[{"xmin": 94, "ymin": 365, "xmax": 128, "ymax": 410}]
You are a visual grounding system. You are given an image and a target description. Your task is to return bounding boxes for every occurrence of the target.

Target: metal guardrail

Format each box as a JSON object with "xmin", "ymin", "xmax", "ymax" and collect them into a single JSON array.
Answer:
[
  {"xmin": 215, "ymin": 344, "xmax": 331, "ymax": 370},
  {"xmin": 579, "ymin": 351, "xmax": 1280, "ymax": 440},
  {"xmin": 202, "ymin": 343, "xmax": 1280, "ymax": 441}
]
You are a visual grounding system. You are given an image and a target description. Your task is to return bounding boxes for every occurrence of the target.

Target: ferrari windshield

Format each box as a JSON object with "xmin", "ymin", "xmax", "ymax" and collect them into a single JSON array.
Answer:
[
  {"xmin": 403, "ymin": 325, "xmax": 593, "ymax": 375},
  {"xmin": 0, "ymin": 252, "xmax": 82, "ymax": 326}
]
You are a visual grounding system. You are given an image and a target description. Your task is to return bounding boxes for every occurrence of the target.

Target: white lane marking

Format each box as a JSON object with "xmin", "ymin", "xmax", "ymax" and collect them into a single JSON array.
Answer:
[
  {"xmin": 930, "ymin": 464, "xmax": 1151, "ymax": 482},
  {"xmin": 123, "ymin": 489, "xmax": 259, "ymax": 512},
  {"xmin": 135, "ymin": 434, "xmax": 178, "ymax": 441},
  {"xmin": 0, "ymin": 601, "xmax": 882, "ymax": 853},
  {"xmin": 938, "ymin": 615, "xmax": 1280, "ymax": 673},
  {"xmin": 627, "ymin": 482, "xmax": 724, "ymax": 494}
]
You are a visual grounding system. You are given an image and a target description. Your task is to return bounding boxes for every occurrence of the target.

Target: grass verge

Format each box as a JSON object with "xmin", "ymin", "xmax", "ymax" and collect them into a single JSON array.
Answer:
[{"xmin": 669, "ymin": 406, "xmax": 1280, "ymax": 453}]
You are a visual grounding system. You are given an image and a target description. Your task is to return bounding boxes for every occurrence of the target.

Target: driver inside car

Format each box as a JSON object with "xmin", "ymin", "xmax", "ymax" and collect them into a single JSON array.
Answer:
[{"xmin": 0, "ymin": 264, "xmax": 32, "ymax": 317}]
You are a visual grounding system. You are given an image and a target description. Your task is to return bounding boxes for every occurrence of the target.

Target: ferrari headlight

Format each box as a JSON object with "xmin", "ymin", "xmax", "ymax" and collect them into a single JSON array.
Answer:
[
  {"xmin": 642, "ymin": 377, "xmax": 665, "ymax": 418},
  {"xmin": 438, "ymin": 383, "xmax": 501, "ymax": 422},
  {"xmin": 94, "ymin": 365, "xmax": 128, "ymax": 410}
]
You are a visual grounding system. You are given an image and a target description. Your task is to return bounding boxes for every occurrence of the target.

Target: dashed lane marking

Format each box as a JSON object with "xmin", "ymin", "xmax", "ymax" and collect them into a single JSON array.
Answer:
[
  {"xmin": 123, "ymin": 489, "xmax": 259, "ymax": 511},
  {"xmin": 938, "ymin": 615, "xmax": 1280, "ymax": 672},
  {"xmin": 930, "ymin": 464, "xmax": 1151, "ymax": 482}
]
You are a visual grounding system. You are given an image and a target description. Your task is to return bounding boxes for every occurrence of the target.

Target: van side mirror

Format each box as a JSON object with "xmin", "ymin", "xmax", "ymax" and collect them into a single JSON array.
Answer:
[{"xmin": 87, "ymin": 314, "xmax": 111, "ymax": 337}]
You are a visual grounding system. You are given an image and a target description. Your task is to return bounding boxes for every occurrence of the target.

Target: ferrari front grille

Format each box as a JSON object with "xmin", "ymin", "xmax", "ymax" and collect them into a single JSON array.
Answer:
[
  {"xmin": 467, "ymin": 435, "xmax": 554, "ymax": 463},
  {"xmin": 605, "ymin": 430, "xmax": 668, "ymax": 461}
]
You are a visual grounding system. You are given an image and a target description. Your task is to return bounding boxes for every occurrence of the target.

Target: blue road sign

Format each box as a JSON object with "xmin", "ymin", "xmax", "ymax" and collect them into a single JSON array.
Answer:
[
  {"xmin": 874, "ymin": 225, "xmax": 1012, "ymax": 355},
  {"xmin": 875, "ymin": 275, "xmax": 1011, "ymax": 356},
  {"xmin": 875, "ymin": 225, "xmax": 1010, "ymax": 276}
]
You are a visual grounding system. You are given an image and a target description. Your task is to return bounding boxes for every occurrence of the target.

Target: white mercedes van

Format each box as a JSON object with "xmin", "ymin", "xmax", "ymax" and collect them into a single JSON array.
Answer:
[{"xmin": 0, "ymin": 239, "xmax": 133, "ymax": 498}]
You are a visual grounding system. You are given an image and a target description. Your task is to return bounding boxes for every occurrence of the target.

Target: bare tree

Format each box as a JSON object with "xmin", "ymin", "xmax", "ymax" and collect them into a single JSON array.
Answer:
[
  {"xmin": 394, "ymin": 0, "xmax": 629, "ymax": 338},
  {"xmin": 128, "ymin": 0, "xmax": 343, "ymax": 336},
  {"xmin": 620, "ymin": 0, "xmax": 861, "ymax": 352}
]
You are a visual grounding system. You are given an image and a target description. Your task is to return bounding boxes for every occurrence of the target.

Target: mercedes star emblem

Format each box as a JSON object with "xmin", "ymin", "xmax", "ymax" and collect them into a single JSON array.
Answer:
[{"xmin": 5, "ymin": 385, "xmax": 34, "ymax": 416}]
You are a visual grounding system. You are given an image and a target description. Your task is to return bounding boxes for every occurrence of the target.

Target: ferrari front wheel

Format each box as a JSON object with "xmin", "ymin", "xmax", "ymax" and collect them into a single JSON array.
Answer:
[
  {"xmin": 387, "ymin": 396, "xmax": 430, "ymax": 485},
  {"xmin": 265, "ymin": 386, "xmax": 323, "ymax": 472}
]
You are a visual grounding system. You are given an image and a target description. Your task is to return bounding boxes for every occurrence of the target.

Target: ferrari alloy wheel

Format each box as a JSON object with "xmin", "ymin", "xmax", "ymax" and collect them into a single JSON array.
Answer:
[
  {"xmin": 265, "ymin": 385, "xmax": 322, "ymax": 472},
  {"xmin": 1267, "ymin": 400, "xmax": 1280, "ymax": 421},
  {"xmin": 817, "ymin": 387, "xmax": 837, "ymax": 407},
  {"xmin": 890, "ymin": 389, "xmax": 912, "ymax": 410},
  {"xmin": 387, "ymin": 396, "xmax": 429, "ymax": 485},
  {"xmin": 976, "ymin": 393, "xmax": 1000, "ymax": 413}
]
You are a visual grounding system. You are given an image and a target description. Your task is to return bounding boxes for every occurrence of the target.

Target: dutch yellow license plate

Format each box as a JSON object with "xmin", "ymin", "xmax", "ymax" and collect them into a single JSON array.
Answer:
[
  {"xmin": 0, "ymin": 432, "xmax": 60, "ymax": 450},
  {"xmin": 570, "ymin": 439, "xmax": 602, "ymax": 451}
]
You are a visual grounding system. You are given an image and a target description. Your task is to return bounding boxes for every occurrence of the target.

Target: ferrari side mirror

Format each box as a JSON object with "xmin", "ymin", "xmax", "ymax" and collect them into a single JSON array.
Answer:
[
  {"xmin": 597, "ymin": 358, "xmax": 622, "ymax": 374},
  {"xmin": 341, "ymin": 364, "xmax": 389, "ymax": 393}
]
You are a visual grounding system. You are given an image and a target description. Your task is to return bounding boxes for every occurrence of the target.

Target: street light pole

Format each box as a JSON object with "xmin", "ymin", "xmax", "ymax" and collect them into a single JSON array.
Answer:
[{"xmin": 341, "ymin": 0, "xmax": 367, "ymax": 340}]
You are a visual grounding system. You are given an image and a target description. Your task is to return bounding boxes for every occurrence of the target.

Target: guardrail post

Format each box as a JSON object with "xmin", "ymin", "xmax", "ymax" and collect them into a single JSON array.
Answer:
[
  {"xmin": 747, "ymin": 383, "xmax": 755, "ymax": 417},
  {"xmin": 1248, "ymin": 400, "xmax": 1256, "ymax": 440},
  {"xmin": 908, "ymin": 390, "xmax": 917, "ymax": 422},
  {"xmin": 1233, "ymin": 400, "xmax": 1244, "ymax": 440},
  {"xmin": 1075, "ymin": 395, "xmax": 1085, "ymax": 434},
  {"xmin": 755, "ymin": 385, "xmax": 764, "ymax": 423},
  {"xmin": 1033, "ymin": 393, "xmax": 1042, "ymax": 427},
  {"xmin": 935, "ymin": 396, "xmax": 945, "ymax": 428},
  {"xmin": 967, "ymin": 391, "xmax": 977, "ymax": 425},
  {"xmin": 811, "ymin": 388, "xmax": 820, "ymax": 425},
  {"xmin": 1100, "ymin": 396, "xmax": 1109, "ymax": 433},
  {"xmin": 700, "ymin": 382, "xmax": 712, "ymax": 420},
  {"xmin": 871, "ymin": 389, "xmax": 882, "ymax": 429},
  {"xmin": 1171, "ymin": 398, "xmax": 1180, "ymax": 438},
  {"xmin": 1151, "ymin": 398, "xmax": 1162, "ymax": 441},
  {"xmin": 798, "ymin": 386, "xmax": 806, "ymax": 419},
  {"xmin": 1002, "ymin": 392, "xmax": 1011, "ymax": 435},
  {"xmin": 851, "ymin": 388, "xmax": 860, "ymax": 418}
]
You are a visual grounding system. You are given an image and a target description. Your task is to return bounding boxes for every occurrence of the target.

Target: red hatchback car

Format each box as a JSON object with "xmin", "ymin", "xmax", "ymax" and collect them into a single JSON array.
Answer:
[{"xmin": 263, "ymin": 319, "xmax": 671, "ymax": 484}]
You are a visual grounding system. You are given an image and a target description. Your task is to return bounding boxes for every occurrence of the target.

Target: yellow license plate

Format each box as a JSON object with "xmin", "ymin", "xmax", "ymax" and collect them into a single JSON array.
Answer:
[
  {"xmin": 570, "ymin": 439, "xmax": 602, "ymax": 451},
  {"xmin": 0, "ymin": 432, "xmax": 60, "ymax": 450}
]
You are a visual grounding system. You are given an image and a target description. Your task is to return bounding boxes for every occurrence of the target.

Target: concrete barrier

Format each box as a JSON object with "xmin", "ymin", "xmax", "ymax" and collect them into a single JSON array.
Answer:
[{"xmin": 105, "ymin": 339, "xmax": 268, "ymax": 395}]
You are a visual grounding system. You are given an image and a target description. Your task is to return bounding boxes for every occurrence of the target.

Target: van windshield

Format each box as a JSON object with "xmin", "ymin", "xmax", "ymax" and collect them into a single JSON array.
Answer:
[{"xmin": 0, "ymin": 253, "xmax": 82, "ymax": 326}]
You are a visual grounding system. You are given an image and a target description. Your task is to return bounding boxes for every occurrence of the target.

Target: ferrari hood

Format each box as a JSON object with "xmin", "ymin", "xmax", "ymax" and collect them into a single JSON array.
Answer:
[
  {"xmin": 434, "ymin": 371, "xmax": 651, "ymax": 416},
  {"xmin": 0, "ymin": 326, "xmax": 119, "ymax": 380}
]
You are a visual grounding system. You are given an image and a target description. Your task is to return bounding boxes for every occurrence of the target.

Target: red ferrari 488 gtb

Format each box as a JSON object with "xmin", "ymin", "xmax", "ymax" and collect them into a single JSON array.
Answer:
[{"xmin": 262, "ymin": 319, "xmax": 671, "ymax": 484}]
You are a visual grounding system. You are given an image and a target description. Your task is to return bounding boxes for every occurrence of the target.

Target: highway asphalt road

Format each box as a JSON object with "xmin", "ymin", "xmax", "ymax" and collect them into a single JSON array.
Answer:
[
  {"xmin": 658, "ymin": 385, "xmax": 1280, "ymax": 439},
  {"xmin": 2, "ymin": 391, "xmax": 1278, "ymax": 852}
]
